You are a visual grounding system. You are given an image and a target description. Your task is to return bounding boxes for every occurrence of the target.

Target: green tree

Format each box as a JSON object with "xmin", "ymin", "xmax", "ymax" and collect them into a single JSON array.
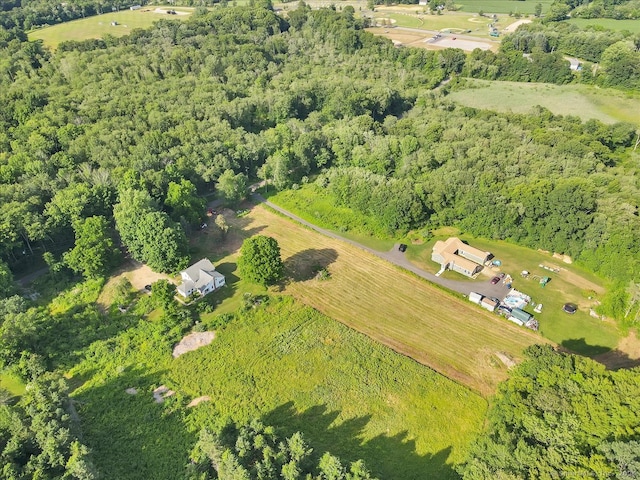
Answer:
[
  {"xmin": 165, "ymin": 179, "xmax": 206, "ymax": 227},
  {"xmin": 151, "ymin": 279, "xmax": 177, "ymax": 312},
  {"xmin": 0, "ymin": 260, "xmax": 14, "ymax": 299},
  {"xmin": 114, "ymin": 190, "xmax": 188, "ymax": 273},
  {"xmin": 458, "ymin": 345, "xmax": 640, "ymax": 479},
  {"xmin": 217, "ymin": 169, "xmax": 248, "ymax": 206},
  {"xmin": 534, "ymin": 3, "xmax": 542, "ymax": 17},
  {"xmin": 63, "ymin": 216, "xmax": 120, "ymax": 278},
  {"xmin": 238, "ymin": 235, "xmax": 283, "ymax": 286}
]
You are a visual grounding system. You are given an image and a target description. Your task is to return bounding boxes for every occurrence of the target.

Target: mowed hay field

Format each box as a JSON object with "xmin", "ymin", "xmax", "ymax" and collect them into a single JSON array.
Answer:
[
  {"xmin": 28, "ymin": 9, "xmax": 192, "ymax": 49},
  {"xmin": 448, "ymin": 79, "xmax": 640, "ymax": 125},
  {"xmin": 211, "ymin": 204, "xmax": 544, "ymax": 396}
]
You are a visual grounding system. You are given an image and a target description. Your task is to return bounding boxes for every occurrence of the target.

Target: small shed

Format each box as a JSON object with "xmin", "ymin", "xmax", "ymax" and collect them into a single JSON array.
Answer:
[
  {"xmin": 468, "ymin": 292, "xmax": 483, "ymax": 305},
  {"xmin": 481, "ymin": 297, "xmax": 497, "ymax": 312}
]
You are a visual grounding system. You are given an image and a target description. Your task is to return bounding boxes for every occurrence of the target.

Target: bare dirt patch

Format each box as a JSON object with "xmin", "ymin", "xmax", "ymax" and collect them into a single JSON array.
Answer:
[
  {"xmin": 125, "ymin": 387, "xmax": 138, "ymax": 395},
  {"xmin": 432, "ymin": 37, "xmax": 492, "ymax": 51},
  {"xmin": 188, "ymin": 396, "xmax": 211, "ymax": 408},
  {"xmin": 173, "ymin": 331, "xmax": 217, "ymax": 358},
  {"xmin": 503, "ymin": 18, "xmax": 532, "ymax": 33}
]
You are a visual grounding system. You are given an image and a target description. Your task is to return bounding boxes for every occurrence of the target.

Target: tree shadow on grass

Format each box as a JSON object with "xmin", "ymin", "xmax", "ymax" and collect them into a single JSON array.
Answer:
[
  {"xmin": 284, "ymin": 248, "xmax": 339, "ymax": 282},
  {"xmin": 591, "ymin": 348, "xmax": 640, "ymax": 370},
  {"xmin": 263, "ymin": 402, "xmax": 457, "ymax": 480},
  {"xmin": 73, "ymin": 367, "xmax": 195, "ymax": 480},
  {"xmin": 560, "ymin": 338, "xmax": 612, "ymax": 356}
]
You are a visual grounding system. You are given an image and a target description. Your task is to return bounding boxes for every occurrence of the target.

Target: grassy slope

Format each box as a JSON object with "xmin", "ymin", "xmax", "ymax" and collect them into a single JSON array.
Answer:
[
  {"xmin": 567, "ymin": 17, "xmax": 640, "ymax": 34},
  {"xmin": 70, "ymin": 296, "xmax": 486, "ymax": 480},
  {"xmin": 207, "ymin": 203, "xmax": 544, "ymax": 395},
  {"xmin": 0, "ymin": 372, "xmax": 26, "ymax": 397},
  {"xmin": 447, "ymin": 79, "xmax": 640, "ymax": 125},
  {"xmin": 28, "ymin": 9, "xmax": 192, "ymax": 49}
]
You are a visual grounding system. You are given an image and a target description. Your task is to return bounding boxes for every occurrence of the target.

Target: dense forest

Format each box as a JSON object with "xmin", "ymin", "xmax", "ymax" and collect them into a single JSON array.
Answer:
[
  {"xmin": 0, "ymin": 2, "xmax": 639, "ymax": 478},
  {"xmin": 0, "ymin": 5, "xmax": 638, "ymax": 313},
  {"xmin": 458, "ymin": 345, "xmax": 640, "ymax": 479}
]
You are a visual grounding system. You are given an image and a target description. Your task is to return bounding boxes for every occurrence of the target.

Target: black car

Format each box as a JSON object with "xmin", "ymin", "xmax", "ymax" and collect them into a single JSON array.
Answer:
[
  {"xmin": 398, "ymin": 244, "xmax": 407, "ymax": 252},
  {"xmin": 144, "ymin": 284, "xmax": 152, "ymax": 292},
  {"xmin": 491, "ymin": 276, "xmax": 501, "ymax": 284}
]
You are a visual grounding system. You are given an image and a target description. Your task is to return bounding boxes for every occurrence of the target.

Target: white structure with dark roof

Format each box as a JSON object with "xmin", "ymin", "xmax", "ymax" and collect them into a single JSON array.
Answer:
[{"xmin": 177, "ymin": 259, "xmax": 225, "ymax": 298}]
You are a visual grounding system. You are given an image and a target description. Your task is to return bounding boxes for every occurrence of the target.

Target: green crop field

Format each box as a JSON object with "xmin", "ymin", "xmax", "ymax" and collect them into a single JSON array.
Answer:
[
  {"xmin": 448, "ymin": 79, "xmax": 640, "ymax": 125},
  {"xmin": 28, "ymin": 8, "xmax": 192, "ymax": 49},
  {"xmin": 567, "ymin": 17, "xmax": 640, "ymax": 34},
  {"xmin": 456, "ymin": 0, "xmax": 554, "ymax": 14},
  {"xmin": 70, "ymin": 295, "xmax": 486, "ymax": 479}
]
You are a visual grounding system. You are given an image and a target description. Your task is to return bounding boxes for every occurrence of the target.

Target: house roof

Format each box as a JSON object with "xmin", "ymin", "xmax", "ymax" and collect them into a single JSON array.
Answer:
[
  {"xmin": 433, "ymin": 237, "xmax": 490, "ymax": 270},
  {"xmin": 182, "ymin": 258, "xmax": 216, "ymax": 282}
]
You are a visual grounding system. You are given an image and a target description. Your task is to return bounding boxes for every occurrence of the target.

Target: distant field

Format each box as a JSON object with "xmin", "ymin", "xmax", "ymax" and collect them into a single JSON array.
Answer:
[
  {"xmin": 375, "ymin": 10, "xmax": 498, "ymax": 36},
  {"xmin": 28, "ymin": 8, "xmax": 192, "ymax": 49},
  {"xmin": 456, "ymin": 0, "xmax": 553, "ymax": 14},
  {"xmin": 567, "ymin": 17, "xmax": 640, "ymax": 33},
  {"xmin": 448, "ymin": 79, "xmax": 640, "ymax": 125}
]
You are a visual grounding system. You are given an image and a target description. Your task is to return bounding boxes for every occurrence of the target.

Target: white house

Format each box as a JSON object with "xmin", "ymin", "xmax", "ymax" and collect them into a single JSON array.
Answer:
[{"xmin": 176, "ymin": 259, "xmax": 225, "ymax": 298}]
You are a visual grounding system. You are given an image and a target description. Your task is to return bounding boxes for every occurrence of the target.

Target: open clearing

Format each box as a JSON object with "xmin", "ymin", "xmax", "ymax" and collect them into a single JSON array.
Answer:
[
  {"xmin": 170, "ymin": 298, "xmax": 487, "ymax": 479},
  {"xmin": 567, "ymin": 17, "xmax": 640, "ymax": 34},
  {"xmin": 28, "ymin": 8, "xmax": 192, "ymax": 49},
  {"xmin": 200, "ymin": 204, "xmax": 544, "ymax": 395},
  {"xmin": 406, "ymin": 228, "xmax": 621, "ymax": 358},
  {"xmin": 448, "ymin": 79, "xmax": 640, "ymax": 125}
]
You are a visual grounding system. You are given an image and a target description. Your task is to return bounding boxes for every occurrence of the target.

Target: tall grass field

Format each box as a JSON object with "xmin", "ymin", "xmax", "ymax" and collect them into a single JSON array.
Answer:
[
  {"xmin": 448, "ymin": 79, "xmax": 640, "ymax": 125},
  {"xmin": 567, "ymin": 18, "xmax": 640, "ymax": 34},
  {"xmin": 456, "ymin": 0, "xmax": 554, "ymax": 14},
  {"xmin": 70, "ymin": 297, "xmax": 486, "ymax": 480}
]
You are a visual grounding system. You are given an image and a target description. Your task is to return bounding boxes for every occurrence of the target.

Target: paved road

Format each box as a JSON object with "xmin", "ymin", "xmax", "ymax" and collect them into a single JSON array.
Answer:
[{"xmin": 252, "ymin": 193, "xmax": 510, "ymax": 300}]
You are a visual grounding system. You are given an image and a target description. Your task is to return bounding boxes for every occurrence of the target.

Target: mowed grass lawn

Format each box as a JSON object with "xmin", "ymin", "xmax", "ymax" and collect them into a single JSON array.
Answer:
[
  {"xmin": 170, "ymin": 298, "xmax": 487, "ymax": 479},
  {"xmin": 567, "ymin": 18, "xmax": 640, "ymax": 34},
  {"xmin": 456, "ymin": 0, "xmax": 554, "ymax": 14},
  {"xmin": 448, "ymin": 79, "xmax": 640, "ymax": 125},
  {"xmin": 406, "ymin": 228, "xmax": 620, "ymax": 356},
  {"xmin": 200, "ymin": 204, "xmax": 544, "ymax": 396},
  {"xmin": 28, "ymin": 9, "xmax": 192, "ymax": 49}
]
